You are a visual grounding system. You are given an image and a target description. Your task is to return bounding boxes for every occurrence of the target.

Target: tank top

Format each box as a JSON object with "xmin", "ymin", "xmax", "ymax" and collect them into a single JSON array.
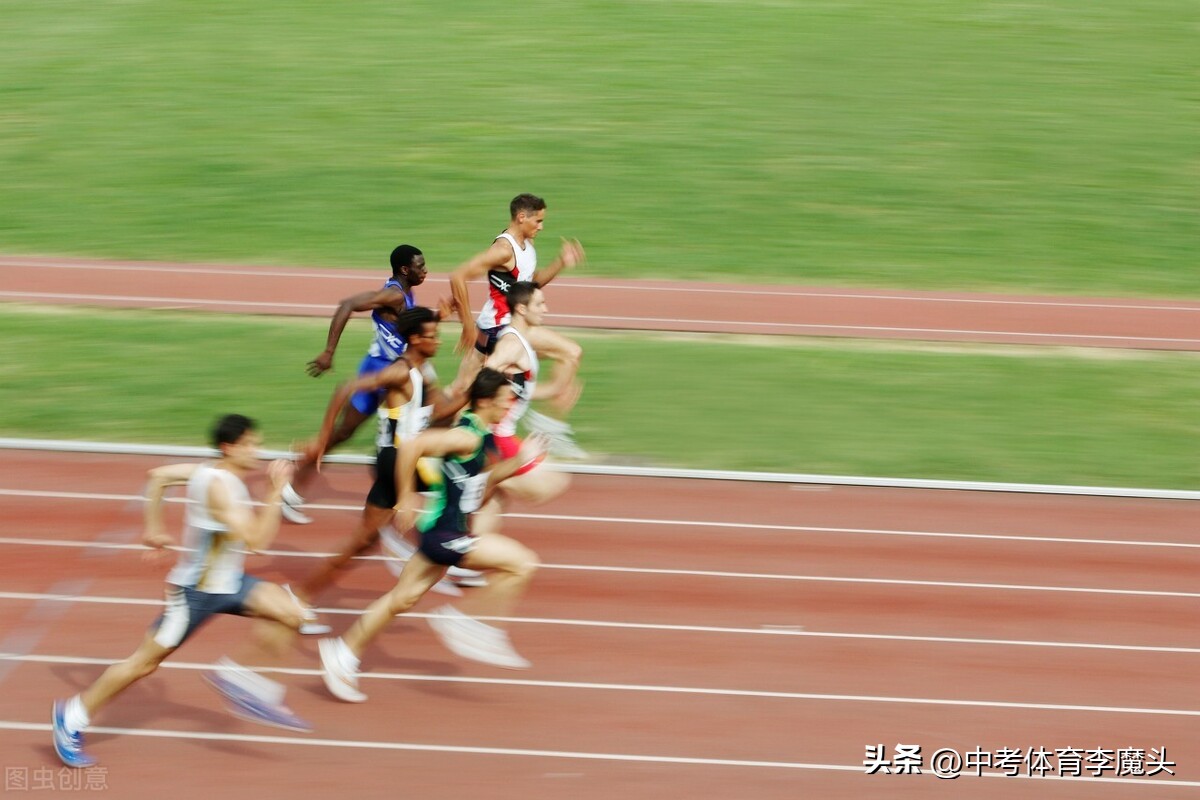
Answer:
[
  {"xmin": 165, "ymin": 464, "xmax": 252, "ymax": 594},
  {"xmin": 476, "ymin": 232, "xmax": 536, "ymax": 329},
  {"xmin": 375, "ymin": 360, "xmax": 437, "ymax": 449},
  {"xmin": 366, "ymin": 277, "xmax": 416, "ymax": 360},
  {"xmin": 417, "ymin": 412, "xmax": 496, "ymax": 534},
  {"xmin": 493, "ymin": 327, "xmax": 538, "ymax": 438}
]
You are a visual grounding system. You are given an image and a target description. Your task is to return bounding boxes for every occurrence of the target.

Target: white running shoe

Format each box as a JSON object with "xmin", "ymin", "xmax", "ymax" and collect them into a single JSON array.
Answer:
[
  {"xmin": 427, "ymin": 606, "xmax": 530, "ymax": 670},
  {"xmin": 282, "ymin": 584, "xmax": 331, "ymax": 635},
  {"xmin": 447, "ymin": 566, "xmax": 487, "ymax": 587},
  {"xmin": 318, "ymin": 638, "xmax": 366, "ymax": 703},
  {"xmin": 524, "ymin": 410, "xmax": 588, "ymax": 460},
  {"xmin": 280, "ymin": 484, "xmax": 312, "ymax": 525}
]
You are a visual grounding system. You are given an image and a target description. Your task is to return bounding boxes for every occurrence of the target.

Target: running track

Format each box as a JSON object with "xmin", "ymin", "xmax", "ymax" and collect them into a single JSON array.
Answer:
[
  {"xmin": 1, "ymin": 450, "xmax": 1197, "ymax": 797},
  {"xmin": 2, "ymin": 258, "xmax": 1197, "ymax": 795},
  {"xmin": 2, "ymin": 256, "xmax": 1199, "ymax": 349}
]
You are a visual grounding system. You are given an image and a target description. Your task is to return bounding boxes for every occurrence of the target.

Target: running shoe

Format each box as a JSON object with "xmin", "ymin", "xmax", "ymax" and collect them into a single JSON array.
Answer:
[
  {"xmin": 280, "ymin": 483, "xmax": 312, "ymax": 525},
  {"xmin": 52, "ymin": 700, "xmax": 96, "ymax": 768},
  {"xmin": 447, "ymin": 566, "xmax": 487, "ymax": 588},
  {"xmin": 282, "ymin": 584, "xmax": 331, "ymax": 635},
  {"xmin": 204, "ymin": 673, "xmax": 312, "ymax": 733},
  {"xmin": 524, "ymin": 410, "xmax": 588, "ymax": 460},
  {"xmin": 318, "ymin": 638, "xmax": 367, "ymax": 703},
  {"xmin": 427, "ymin": 606, "xmax": 530, "ymax": 670}
]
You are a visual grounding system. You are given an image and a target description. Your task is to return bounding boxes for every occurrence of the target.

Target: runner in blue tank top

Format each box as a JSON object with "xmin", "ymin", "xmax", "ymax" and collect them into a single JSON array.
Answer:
[{"xmin": 286, "ymin": 245, "xmax": 428, "ymax": 522}]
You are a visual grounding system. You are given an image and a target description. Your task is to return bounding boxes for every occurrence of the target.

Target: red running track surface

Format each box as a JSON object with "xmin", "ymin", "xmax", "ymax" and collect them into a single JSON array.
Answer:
[
  {"xmin": 1, "ymin": 256, "xmax": 1198, "ymax": 349},
  {"xmin": 1, "ymin": 450, "xmax": 1198, "ymax": 797}
]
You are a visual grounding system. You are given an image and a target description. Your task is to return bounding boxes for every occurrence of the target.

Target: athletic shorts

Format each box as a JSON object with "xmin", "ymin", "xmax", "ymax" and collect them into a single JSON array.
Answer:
[
  {"xmin": 473, "ymin": 326, "xmax": 504, "ymax": 356},
  {"xmin": 494, "ymin": 433, "xmax": 545, "ymax": 477},
  {"xmin": 151, "ymin": 575, "xmax": 262, "ymax": 649},
  {"xmin": 367, "ymin": 448, "xmax": 442, "ymax": 509},
  {"xmin": 350, "ymin": 353, "xmax": 395, "ymax": 415},
  {"xmin": 418, "ymin": 526, "xmax": 475, "ymax": 567}
]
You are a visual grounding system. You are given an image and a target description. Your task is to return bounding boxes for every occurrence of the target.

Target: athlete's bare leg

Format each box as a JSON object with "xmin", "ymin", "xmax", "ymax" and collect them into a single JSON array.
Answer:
[
  {"xmin": 298, "ymin": 504, "xmax": 393, "ymax": 599},
  {"xmin": 341, "ymin": 553, "xmax": 448, "ymax": 658},
  {"xmin": 454, "ymin": 533, "xmax": 540, "ymax": 623}
]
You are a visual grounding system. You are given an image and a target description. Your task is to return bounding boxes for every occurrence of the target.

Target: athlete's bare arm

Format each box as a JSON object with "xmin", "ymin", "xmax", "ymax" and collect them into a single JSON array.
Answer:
[
  {"xmin": 307, "ymin": 286, "xmax": 413, "ymax": 377},
  {"xmin": 395, "ymin": 428, "xmax": 479, "ymax": 529},
  {"xmin": 524, "ymin": 327, "xmax": 584, "ymax": 413},
  {"xmin": 395, "ymin": 429, "xmax": 548, "ymax": 529},
  {"xmin": 449, "ymin": 240, "xmax": 517, "ymax": 353},
  {"xmin": 423, "ymin": 373, "xmax": 469, "ymax": 425},
  {"xmin": 482, "ymin": 333, "xmax": 530, "ymax": 376},
  {"xmin": 209, "ymin": 460, "xmax": 293, "ymax": 553},
  {"xmin": 305, "ymin": 361, "xmax": 414, "ymax": 467},
  {"xmin": 143, "ymin": 463, "xmax": 198, "ymax": 552},
  {"xmin": 531, "ymin": 238, "xmax": 586, "ymax": 288}
]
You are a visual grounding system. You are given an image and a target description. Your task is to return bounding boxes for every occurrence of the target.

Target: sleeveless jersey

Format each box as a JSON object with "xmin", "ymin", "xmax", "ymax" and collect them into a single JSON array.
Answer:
[
  {"xmin": 165, "ymin": 464, "xmax": 252, "ymax": 594},
  {"xmin": 366, "ymin": 277, "xmax": 416, "ymax": 360},
  {"xmin": 493, "ymin": 327, "xmax": 538, "ymax": 438},
  {"xmin": 375, "ymin": 360, "xmax": 437, "ymax": 449},
  {"xmin": 417, "ymin": 412, "xmax": 495, "ymax": 534},
  {"xmin": 476, "ymin": 232, "xmax": 536, "ymax": 329}
]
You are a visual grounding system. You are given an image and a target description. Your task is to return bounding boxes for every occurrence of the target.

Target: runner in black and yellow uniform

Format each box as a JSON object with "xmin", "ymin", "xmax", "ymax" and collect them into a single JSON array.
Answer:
[
  {"xmin": 318, "ymin": 369, "xmax": 549, "ymax": 702},
  {"xmin": 295, "ymin": 307, "xmax": 464, "ymax": 602}
]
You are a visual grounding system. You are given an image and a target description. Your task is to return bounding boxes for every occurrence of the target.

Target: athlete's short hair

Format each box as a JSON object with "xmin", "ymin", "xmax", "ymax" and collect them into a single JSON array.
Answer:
[
  {"xmin": 469, "ymin": 368, "xmax": 510, "ymax": 407},
  {"xmin": 395, "ymin": 306, "xmax": 439, "ymax": 341},
  {"xmin": 507, "ymin": 281, "xmax": 538, "ymax": 314},
  {"xmin": 211, "ymin": 414, "xmax": 256, "ymax": 449},
  {"xmin": 509, "ymin": 193, "xmax": 546, "ymax": 219},
  {"xmin": 390, "ymin": 244, "xmax": 423, "ymax": 276}
]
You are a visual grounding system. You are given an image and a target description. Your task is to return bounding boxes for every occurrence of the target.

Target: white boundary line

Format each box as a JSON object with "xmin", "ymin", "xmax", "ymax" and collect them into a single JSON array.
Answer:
[
  {"xmin": 3, "ymin": 591, "xmax": 1198, "ymax": 655},
  {"xmin": 2, "ymin": 487, "xmax": 1198, "ymax": 550},
  {"xmin": 6, "ymin": 653, "xmax": 1200, "ymax": 718},
  {"xmin": 2, "ymin": 437, "xmax": 1197, "ymax": 499},
  {"xmin": 4, "ymin": 291, "xmax": 1199, "ymax": 344},
  {"xmin": 3, "ymin": 535, "xmax": 1199, "ymax": 601},
  {"xmin": 0, "ymin": 721, "xmax": 1193, "ymax": 786},
  {"xmin": 6, "ymin": 259, "xmax": 1200, "ymax": 310}
]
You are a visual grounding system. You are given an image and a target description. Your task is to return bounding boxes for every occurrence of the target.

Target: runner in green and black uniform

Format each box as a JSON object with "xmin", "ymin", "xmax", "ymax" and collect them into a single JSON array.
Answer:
[
  {"xmin": 414, "ymin": 409, "xmax": 497, "ymax": 565},
  {"xmin": 318, "ymin": 368, "xmax": 549, "ymax": 702}
]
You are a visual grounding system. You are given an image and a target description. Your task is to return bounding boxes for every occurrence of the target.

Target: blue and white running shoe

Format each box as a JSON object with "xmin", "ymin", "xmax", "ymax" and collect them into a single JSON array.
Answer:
[
  {"xmin": 204, "ymin": 673, "xmax": 312, "ymax": 733},
  {"xmin": 52, "ymin": 700, "xmax": 95, "ymax": 768}
]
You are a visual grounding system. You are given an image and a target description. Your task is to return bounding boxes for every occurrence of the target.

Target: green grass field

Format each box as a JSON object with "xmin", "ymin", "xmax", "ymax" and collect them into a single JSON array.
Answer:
[
  {"xmin": 1, "ymin": 1, "xmax": 1196, "ymax": 295},
  {"xmin": 1, "ymin": 306, "xmax": 1195, "ymax": 489}
]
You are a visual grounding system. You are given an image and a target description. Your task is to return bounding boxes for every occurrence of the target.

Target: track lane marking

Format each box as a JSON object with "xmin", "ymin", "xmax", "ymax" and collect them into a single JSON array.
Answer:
[
  {"xmin": 0, "ymin": 487, "xmax": 1196, "ymax": 551},
  {"xmin": 2, "ymin": 591, "xmax": 1198, "ymax": 654},
  {"xmin": 4, "ymin": 652, "xmax": 1200, "ymax": 718}
]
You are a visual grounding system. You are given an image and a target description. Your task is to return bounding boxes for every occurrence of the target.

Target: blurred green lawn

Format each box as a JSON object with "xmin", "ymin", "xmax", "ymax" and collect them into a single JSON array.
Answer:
[
  {"xmin": 1, "ymin": 1, "xmax": 1196, "ymax": 295},
  {"xmin": 1, "ymin": 306, "xmax": 1195, "ymax": 489}
]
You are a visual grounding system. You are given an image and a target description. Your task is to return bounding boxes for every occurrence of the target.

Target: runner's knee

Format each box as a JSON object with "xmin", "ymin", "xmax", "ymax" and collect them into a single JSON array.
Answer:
[
  {"xmin": 503, "ymin": 547, "xmax": 540, "ymax": 582},
  {"xmin": 386, "ymin": 585, "xmax": 424, "ymax": 614}
]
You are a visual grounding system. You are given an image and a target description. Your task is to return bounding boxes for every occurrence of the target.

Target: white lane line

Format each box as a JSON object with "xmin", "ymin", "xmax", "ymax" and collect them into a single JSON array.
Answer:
[
  {"xmin": 0, "ymin": 291, "xmax": 330, "ymax": 311},
  {"xmin": 2, "ymin": 591, "xmax": 1198, "ymax": 654},
  {"xmin": 6, "ymin": 652, "xmax": 1200, "ymax": 718},
  {"xmin": 5, "ymin": 291, "xmax": 1198, "ymax": 343},
  {"xmin": 0, "ymin": 720, "xmax": 848, "ymax": 772},
  {"xmin": 6, "ymin": 261, "xmax": 1199, "ymax": 310},
  {"xmin": 0, "ymin": 721, "xmax": 1193, "ymax": 786},
  {"xmin": 1, "ymin": 487, "xmax": 1197, "ymax": 551},
  {"xmin": 2, "ymin": 536, "xmax": 1198, "ymax": 600}
]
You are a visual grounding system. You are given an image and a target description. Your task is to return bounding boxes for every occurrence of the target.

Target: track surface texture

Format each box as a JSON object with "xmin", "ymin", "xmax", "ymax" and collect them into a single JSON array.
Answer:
[
  {"xmin": 2, "ymin": 256, "xmax": 1198, "ymax": 348},
  {"xmin": 2, "ymin": 257, "xmax": 1197, "ymax": 796}
]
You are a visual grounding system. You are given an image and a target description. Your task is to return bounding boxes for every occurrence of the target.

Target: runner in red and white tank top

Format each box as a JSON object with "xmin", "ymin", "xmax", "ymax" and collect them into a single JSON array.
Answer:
[
  {"xmin": 482, "ymin": 282, "xmax": 583, "ymax": 493},
  {"xmin": 490, "ymin": 325, "xmax": 545, "ymax": 476},
  {"xmin": 476, "ymin": 232, "xmax": 537, "ymax": 332},
  {"xmin": 448, "ymin": 193, "xmax": 585, "ymax": 394}
]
